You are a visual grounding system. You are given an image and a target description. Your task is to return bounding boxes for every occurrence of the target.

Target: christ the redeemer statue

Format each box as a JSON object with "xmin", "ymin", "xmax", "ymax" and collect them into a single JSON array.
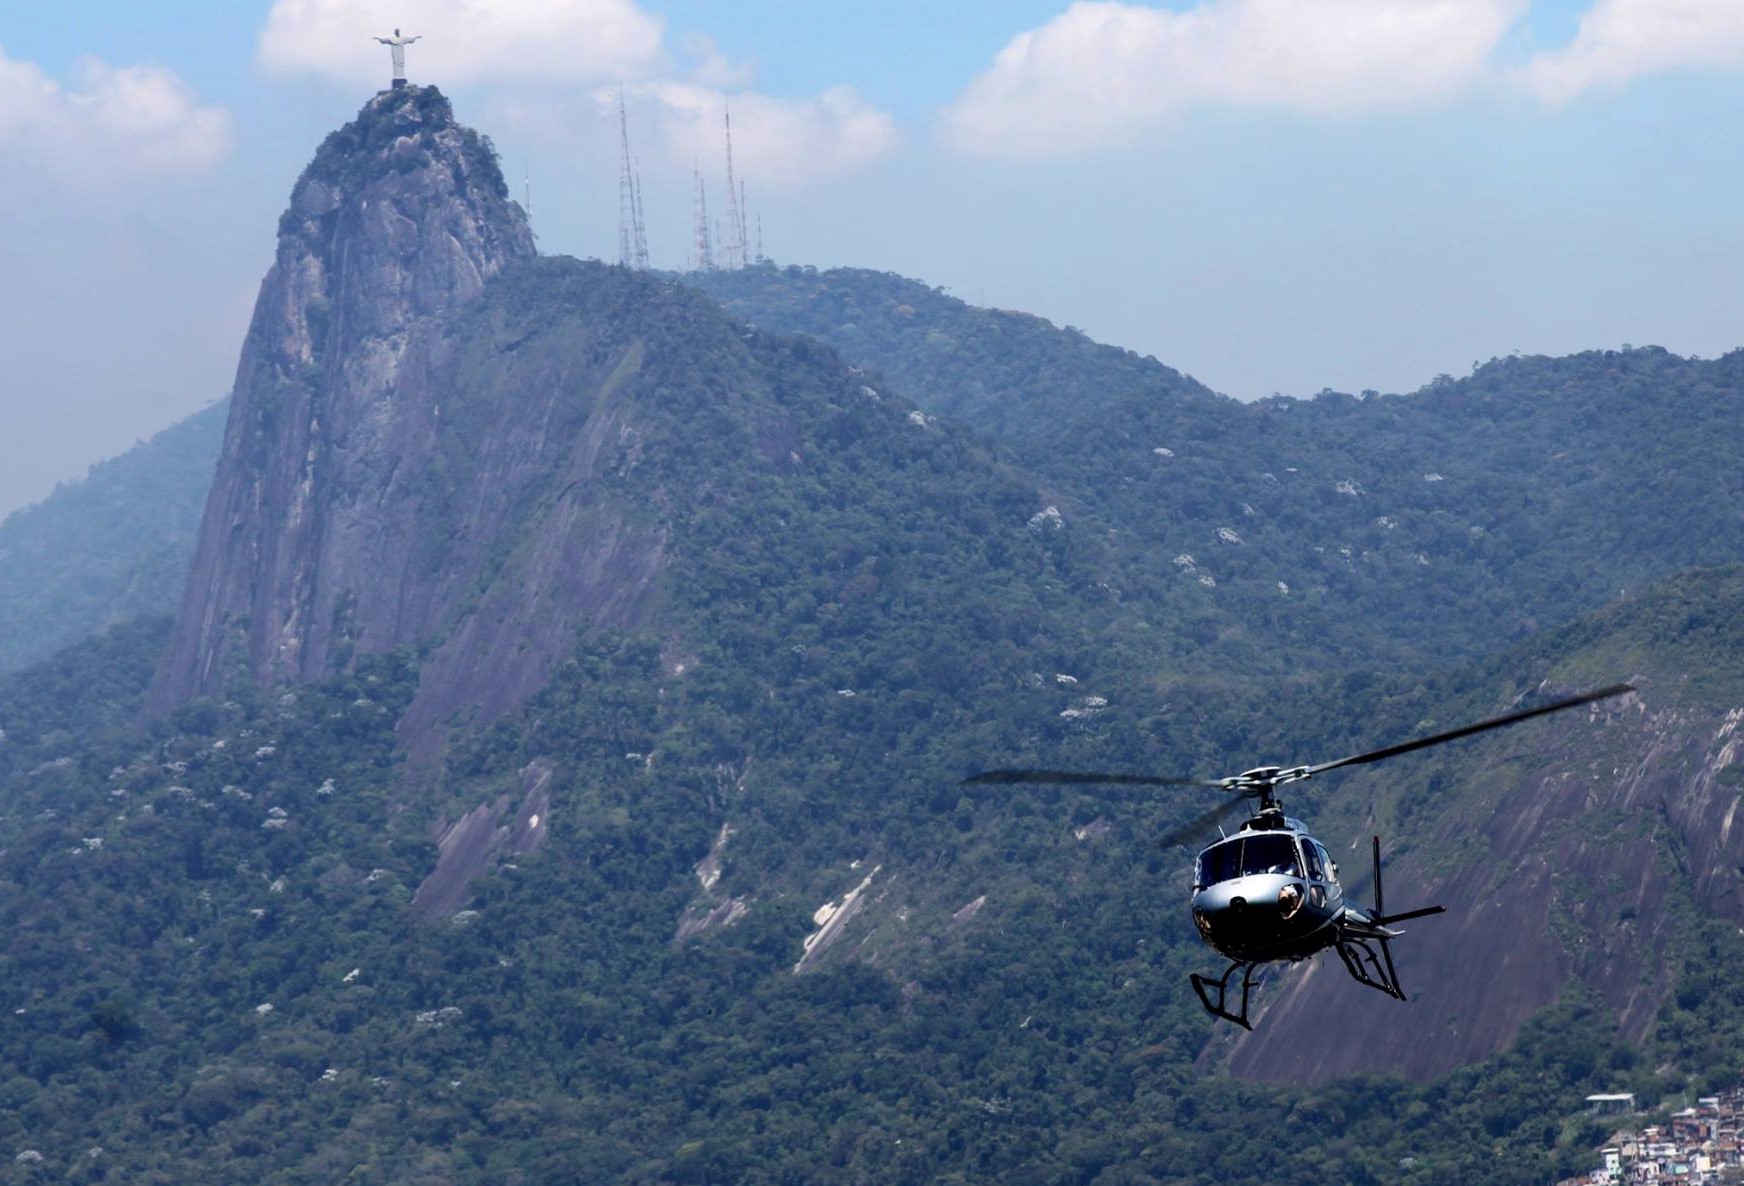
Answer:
[{"xmin": 374, "ymin": 28, "xmax": 421, "ymax": 89}]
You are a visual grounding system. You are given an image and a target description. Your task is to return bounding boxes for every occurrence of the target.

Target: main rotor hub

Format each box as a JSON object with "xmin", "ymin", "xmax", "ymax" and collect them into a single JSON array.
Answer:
[
  {"xmin": 1222, "ymin": 765, "xmax": 1311, "ymax": 812},
  {"xmin": 1233, "ymin": 766, "xmax": 1282, "ymax": 786}
]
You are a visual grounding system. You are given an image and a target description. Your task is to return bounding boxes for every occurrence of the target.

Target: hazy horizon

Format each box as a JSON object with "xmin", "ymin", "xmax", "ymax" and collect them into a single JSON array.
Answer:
[{"xmin": 4, "ymin": 0, "xmax": 1744, "ymax": 517}]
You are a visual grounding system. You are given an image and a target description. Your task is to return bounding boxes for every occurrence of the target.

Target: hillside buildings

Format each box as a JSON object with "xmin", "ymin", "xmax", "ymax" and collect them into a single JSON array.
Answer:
[{"xmin": 1560, "ymin": 1088, "xmax": 1744, "ymax": 1186}]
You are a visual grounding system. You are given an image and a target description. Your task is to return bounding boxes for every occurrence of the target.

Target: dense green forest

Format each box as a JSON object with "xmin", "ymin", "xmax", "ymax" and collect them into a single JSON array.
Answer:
[
  {"xmin": 695, "ymin": 266, "xmax": 1744, "ymax": 671},
  {"xmin": 1, "ymin": 567, "xmax": 1742, "ymax": 1184},
  {"xmin": 692, "ymin": 265, "xmax": 1223, "ymax": 443}
]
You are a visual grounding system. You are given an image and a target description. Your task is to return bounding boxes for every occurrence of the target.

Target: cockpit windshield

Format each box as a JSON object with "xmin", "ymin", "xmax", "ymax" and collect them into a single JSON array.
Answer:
[
  {"xmin": 1242, "ymin": 835, "xmax": 1301, "ymax": 876},
  {"xmin": 1196, "ymin": 841, "xmax": 1240, "ymax": 887},
  {"xmin": 1194, "ymin": 835, "xmax": 1302, "ymax": 888}
]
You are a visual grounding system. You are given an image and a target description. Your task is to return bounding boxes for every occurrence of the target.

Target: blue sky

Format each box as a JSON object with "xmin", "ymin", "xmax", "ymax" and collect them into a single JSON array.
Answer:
[{"xmin": 2, "ymin": 0, "xmax": 1743, "ymax": 516}]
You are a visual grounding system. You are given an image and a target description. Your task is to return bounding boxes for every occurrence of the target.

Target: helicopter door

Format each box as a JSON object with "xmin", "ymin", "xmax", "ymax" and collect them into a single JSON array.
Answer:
[{"xmin": 1303, "ymin": 840, "xmax": 1332, "ymax": 909}]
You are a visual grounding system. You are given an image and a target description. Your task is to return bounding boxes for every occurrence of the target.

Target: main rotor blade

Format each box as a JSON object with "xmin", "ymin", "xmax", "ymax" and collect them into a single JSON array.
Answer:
[
  {"xmin": 961, "ymin": 769, "xmax": 1226, "ymax": 788},
  {"xmin": 1305, "ymin": 683, "xmax": 1634, "ymax": 777},
  {"xmin": 1157, "ymin": 796, "xmax": 1249, "ymax": 850}
]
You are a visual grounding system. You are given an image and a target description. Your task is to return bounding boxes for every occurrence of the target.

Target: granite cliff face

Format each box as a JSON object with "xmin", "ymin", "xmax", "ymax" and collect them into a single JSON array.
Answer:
[
  {"xmin": 152, "ymin": 87, "xmax": 534, "ymax": 714},
  {"xmin": 147, "ymin": 89, "xmax": 667, "ymax": 754}
]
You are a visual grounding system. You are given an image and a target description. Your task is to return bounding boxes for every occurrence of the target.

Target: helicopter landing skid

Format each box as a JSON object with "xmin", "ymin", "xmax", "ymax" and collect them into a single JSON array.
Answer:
[
  {"xmin": 1335, "ymin": 935, "xmax": 1406, "ymax": 1001},
  {"xmin": 1190, "ymin": 960, "xmax": 1259, "ymax": 1029}
]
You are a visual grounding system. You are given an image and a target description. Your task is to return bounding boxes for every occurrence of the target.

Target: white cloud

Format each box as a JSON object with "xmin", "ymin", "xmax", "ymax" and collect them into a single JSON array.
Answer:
[
  {"xmin": 0, "ymin": 48, "xmax": 232, "ymax": 184},
  {"xmin": 260, "ymin": 2, "xmax": 895, "ymax": 188},
  {"xmin": 942, "ymin": 0, "xmax": 1525, "ymax": 157},
  {"xmin": 679, "ymin": 33, "xmax": 755, "ymax": 91},
  {"xmin": 626, "ymin": 82, "xmax": 899, "ymax": 188},
  {"xmin": 258, "ymin": 0, "xmax": 666, "ymax": 85},
  {"xmin": 1523, "ymin": 0, "xmax": 1744, "ymax": 103}
]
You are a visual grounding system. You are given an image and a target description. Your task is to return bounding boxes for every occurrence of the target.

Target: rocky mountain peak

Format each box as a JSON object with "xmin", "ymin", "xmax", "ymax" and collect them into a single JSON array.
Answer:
[
  {"xmin": 148, "ymin": 88, "xmax": 535, "ymax": 715},
  {"xmin": 264, "ymin": 85, "xmax": 532, "ymax": 383},
  {"xmin": 279, "ymin": 86, "xmax": 530, "ymax": 337}
]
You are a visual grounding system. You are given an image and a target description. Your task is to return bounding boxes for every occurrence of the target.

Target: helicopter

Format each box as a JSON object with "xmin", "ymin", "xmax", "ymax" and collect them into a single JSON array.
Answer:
[{"xmin": 964, "ymin": 682, "xmax": 1634, "ymax": 1029}]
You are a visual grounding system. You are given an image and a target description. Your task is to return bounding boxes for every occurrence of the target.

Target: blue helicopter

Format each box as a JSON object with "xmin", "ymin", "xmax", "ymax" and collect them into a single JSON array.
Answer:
[{"xmin": 965, "ymin": 683, "xmax": 1633, "ymax": 1029}]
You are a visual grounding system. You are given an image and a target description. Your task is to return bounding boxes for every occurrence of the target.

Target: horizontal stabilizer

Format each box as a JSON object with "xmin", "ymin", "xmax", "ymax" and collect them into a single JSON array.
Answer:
[{"xmin": 1373, "ymin": 904, "xmax": 1446, "ymax": 926}]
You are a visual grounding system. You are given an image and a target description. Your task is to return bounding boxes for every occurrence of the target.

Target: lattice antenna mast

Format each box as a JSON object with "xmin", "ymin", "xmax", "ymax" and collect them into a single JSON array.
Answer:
[
  {"xmin": 756, "ymin": 212, "xmax": 765, "ymax": 264},
  {"xmin": 616, "ymin": 87, "xmax": 636, "ymax": 267},
  {"xmin": 631, "ymin": 157, "xmax": 650, "ymax": 270},
  {"xmin": 693, "ymin": 165, "xmax": 714, "ymax": 271},
  {"xmin": 722, "ymin": 105, "xmax": 744, "ymax": 269}
]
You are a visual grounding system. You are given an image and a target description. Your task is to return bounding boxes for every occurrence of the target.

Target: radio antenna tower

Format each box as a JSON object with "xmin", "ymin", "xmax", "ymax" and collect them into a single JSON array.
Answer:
[
  {"xmin": 631, "ymin": 157, "xmax": 649, "ymax": 270},
  {"xmin": 722, "ymin": 104, "xmax": 744, "ymax": 269},
  {"xmin": 756, "ymin": 212, "xmax": 765, "ymax": 264},
  {"xmin": 692, "ymin": 165, "xmax": 714, "ymax": 271},
  {"xmin": 616, "ymin": 87, "xmax": 636, "ymax": 268}
]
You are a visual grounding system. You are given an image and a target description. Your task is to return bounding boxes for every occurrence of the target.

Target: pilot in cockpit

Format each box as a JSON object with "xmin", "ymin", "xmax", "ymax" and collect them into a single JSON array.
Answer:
[{"xmin": 1195, "ymin": 835, "xmax": 1302, "ymax": 888}]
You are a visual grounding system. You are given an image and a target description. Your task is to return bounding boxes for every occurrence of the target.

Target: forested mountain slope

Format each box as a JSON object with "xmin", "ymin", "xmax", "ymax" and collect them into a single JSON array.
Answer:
[
  {"xmin": 14, "ymin": 268, "xmax": 1744, "ymax": 685},
  {"xmin": 1050, "ymin": 345, "xmax": 1744, "ymax": 669},
  {"xmin": 0, "ymin": 403, "xmax": 222, "ymax": 672},
  {"xmin": 2, "ymin": 573, "xmax": 1740, "ymax": 1185},
  {"xmin": 143, "ymin": 87, "xmax": 1196, "ymax": 771},
  {"xmin": 692, "ymin": 265, "xmax": 1225, "ymax": 443},
  {"xmin": 696, "ymin": 266, "xmax": 1744, "ymax": 669}
]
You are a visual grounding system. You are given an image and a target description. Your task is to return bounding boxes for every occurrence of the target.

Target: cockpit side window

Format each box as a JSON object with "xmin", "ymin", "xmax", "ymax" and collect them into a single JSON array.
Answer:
[
  {"xmin": 1301, "ymin": 841, "xmax": 1325, "ymax": 882},
  {"xmin": 1240, "ymin": 835, "xmax": 1301, "ymax": 877}
]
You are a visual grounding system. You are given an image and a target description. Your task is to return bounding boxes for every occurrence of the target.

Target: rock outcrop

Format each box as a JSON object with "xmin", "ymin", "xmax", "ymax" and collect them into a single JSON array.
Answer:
[
  {"xmin": 412, "ymin": 758, "xmax": 554, "ymax": 918},
  {"xmin": 151, "ymin": 87, "xmax": 535, "ymax": 723}
]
